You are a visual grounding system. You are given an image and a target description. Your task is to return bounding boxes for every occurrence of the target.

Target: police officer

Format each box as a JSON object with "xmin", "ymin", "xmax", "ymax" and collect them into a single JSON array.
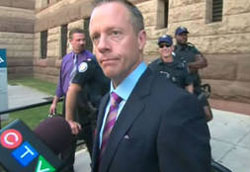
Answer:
[
  {"xmin": 149, "ymin": 34, "xmax": 193, "ymax": 93},
  {"xmin": 65, "ymin": 57, "xmax": 109, "ymax": 170},
  {"xmin": 174, "ymin": 26, "xmax": 213, "ymax": 121}
]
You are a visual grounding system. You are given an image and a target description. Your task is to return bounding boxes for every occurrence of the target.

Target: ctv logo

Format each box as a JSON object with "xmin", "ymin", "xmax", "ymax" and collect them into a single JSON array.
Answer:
[
  {"xmin": 0, "ymin": 129, "xmax": 23, "ymax": 149},
  {"xmin": 0, "ymin": 129, "xmax": 56, "ymax": 172}
]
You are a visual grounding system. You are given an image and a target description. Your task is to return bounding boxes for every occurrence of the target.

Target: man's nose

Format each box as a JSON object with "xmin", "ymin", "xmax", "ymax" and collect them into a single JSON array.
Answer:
[{"xmin": 97, "ymin": 35, "xmax": 110, "ymax": 52}]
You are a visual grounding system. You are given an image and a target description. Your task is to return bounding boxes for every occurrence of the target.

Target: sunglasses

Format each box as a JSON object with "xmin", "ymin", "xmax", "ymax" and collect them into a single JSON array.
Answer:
[{"xmin": 159, "ymin": 44, "xmax": 171, "ymax": 48}]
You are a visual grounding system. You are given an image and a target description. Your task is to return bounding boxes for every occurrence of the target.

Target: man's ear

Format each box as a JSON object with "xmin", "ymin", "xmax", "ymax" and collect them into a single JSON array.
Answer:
[{"xmin": 137, "ymin": 30, "xmax": 146, "ymax": 51}]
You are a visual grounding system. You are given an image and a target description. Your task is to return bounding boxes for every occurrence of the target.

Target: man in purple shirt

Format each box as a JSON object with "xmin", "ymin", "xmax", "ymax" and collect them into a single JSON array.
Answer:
[
  {"xmin": 49, "ymin": 28, "xmax": 94, "ymax": 171},
  {"xmin": 49, "ymin": 28, "xmax": 94, "ymax": 115}
]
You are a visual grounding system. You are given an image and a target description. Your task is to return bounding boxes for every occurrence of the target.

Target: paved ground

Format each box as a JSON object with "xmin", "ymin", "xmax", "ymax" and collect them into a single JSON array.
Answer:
[
  {"xmin": 0, "ymin": 85, "xmax": 52, "ymax": 121},
  {"xmin": 7, "ymin": 85, "xmax": 52, "ymax": 109},
  {"xmin": 209, "ymin": 109, "xmax": 250, "ymax": 172},
  {"xmin": 3, "ymin": 85, "xmax": 250, "ymax": 172},
  {"xmin": 74, "ymin": 149, "xmax": 91, "ymax": 172}
]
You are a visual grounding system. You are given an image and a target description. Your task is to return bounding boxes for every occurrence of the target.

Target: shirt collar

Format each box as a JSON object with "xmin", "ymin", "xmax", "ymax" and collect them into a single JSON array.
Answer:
[
  {"xmin": 72, "ymin": 50, "xmax": 93, "ymax": 59},
  {"xmin": 110, "ymin": 62, "xmax": 147, "ymax": 101}
]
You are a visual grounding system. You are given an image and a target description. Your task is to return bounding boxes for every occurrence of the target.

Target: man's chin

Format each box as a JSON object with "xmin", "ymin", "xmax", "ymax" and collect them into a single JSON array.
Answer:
[{"xmin": 103, "ymin": 70, "xmax": 115, "ymax": 79}]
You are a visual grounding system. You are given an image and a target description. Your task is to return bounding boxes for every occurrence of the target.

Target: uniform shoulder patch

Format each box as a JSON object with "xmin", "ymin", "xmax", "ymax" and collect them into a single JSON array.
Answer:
[{"xmin": 78, "ymin": 62, "xmax": 88, "ymax": 73}]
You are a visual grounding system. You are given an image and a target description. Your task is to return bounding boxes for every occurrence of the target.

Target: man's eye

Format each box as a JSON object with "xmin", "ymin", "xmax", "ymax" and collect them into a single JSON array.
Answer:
[
  {"xmin": 92, "ymin": 35, "xmax": 100, "ymax": 44},
  {"xmin": 92, "ymin": 35, "xmax": 98, "ymax": 41},
  {"xmin": 110, "ymin": 31, "xmax": 122, "ymax": 41},
  {"xmin": 112, "ymin": 31, "xmax": 120, "ymax": 35}
]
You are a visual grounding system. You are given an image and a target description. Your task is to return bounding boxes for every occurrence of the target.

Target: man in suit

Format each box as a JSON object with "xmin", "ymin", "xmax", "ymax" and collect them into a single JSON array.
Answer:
[{"xmin": 89, "ymin": 0, "xmax": 211, "ymax": 172}]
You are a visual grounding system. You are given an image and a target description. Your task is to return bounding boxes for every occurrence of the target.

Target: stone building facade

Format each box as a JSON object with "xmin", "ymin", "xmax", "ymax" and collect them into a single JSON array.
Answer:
[
  {"xmin": 0, "ymin": 0, "xmax": 35, "ymax": 78},
  {"xmin": 2, "ymin": 0, "xmax": 250, "ymax": 104}
]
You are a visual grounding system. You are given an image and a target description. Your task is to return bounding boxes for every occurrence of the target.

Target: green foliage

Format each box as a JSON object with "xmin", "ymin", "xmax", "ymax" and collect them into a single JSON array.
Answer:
[{"xmin": 2, "ymin": 105, "xmax": 51, "ymax": 129}]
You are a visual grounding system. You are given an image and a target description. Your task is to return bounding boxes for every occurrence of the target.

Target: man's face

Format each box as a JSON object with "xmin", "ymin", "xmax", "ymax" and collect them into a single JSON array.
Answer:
[
  {"xmin": 70, "ymin": 33, "xmax": 86, "ymax": 54},
  {"xmin": 175, "ymin": 33, "xmax": 188, "ymax": 45},
  {"xmin": 158, "ymin": 43, "xmax": 173, "ymax": 60},
  {"xmin": 89, "ymin": 2, "xmax": 146, "ymax": 87}
]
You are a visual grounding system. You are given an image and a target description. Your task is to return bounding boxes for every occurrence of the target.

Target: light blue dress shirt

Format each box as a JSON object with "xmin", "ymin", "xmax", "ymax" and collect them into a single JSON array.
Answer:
[{"xmin": 99, "ymin": 62, "xmax": 147, "ymax": 148}]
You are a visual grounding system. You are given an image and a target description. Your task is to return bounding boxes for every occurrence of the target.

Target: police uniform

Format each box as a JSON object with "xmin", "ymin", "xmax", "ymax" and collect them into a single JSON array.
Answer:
[
  {"xmin": 72, "ymin": 58, "xmax": 110, "ymax": 109},
  {"xmin": 62, "ymin": 58, "xmax": 109, "ymax": 170},
  {"xmin": 174, "ymin": 26, "xmax": 209, "ymax": 107},
  {"xmin": 72, "ymin": 58, "xmax": 109, "ymax": 154},
  {"xmin": 149, "ymin": 55, "xmax": 193, "ymax": 89},
  {"xmin": 174, "ymin": 43, "xmax": 202, "ymax": 95}
]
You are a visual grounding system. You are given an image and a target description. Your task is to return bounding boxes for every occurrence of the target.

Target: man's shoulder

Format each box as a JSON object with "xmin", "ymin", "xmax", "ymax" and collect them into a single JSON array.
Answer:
[
  {"xmin": 62, "ymin": 52, "xmax": 72, "ymax": 61},
  {"xmin": 187, "ymin": 42, "xmax": 195, "ymax": 47},
  {"xmin": 187, "ymin": 42, "xmax": 200, "ymax": 52},
  {"xmin": 148, "ymin": 58, "xmax": 161, "ymax": 67},
  {"xmin": 82, "ymin": 50, "xmax": 94, "ymax": 58},
  {"xmin": 60, "ymin": 53, "xmax": 73, "ymax": 67},
  {"xmin": 74, "ymin": 59, "xmax": 106, "ymax": 84},
  {"xmin": 77, "ymin": 59, "xmax": 98, "ymax": 74},
  {"xmin": 152, "ymin": 73, "xmax": 197, "ymax": 101}
]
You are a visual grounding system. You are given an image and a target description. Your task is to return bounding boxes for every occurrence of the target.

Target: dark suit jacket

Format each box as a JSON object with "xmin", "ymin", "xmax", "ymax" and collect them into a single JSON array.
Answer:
[{"xmin": 92, "ymin": 68, "xmax": 211, "ymax": 172}]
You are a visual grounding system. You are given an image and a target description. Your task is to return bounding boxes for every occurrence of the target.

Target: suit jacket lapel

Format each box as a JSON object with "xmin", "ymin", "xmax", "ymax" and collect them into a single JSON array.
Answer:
[
  {"xmin": 100, "ymin": 68, "xmax": 154, "ymax": 172},
  {"xmin": 92, "ymin": 93, "xmax": 109, "ymax": 171}
]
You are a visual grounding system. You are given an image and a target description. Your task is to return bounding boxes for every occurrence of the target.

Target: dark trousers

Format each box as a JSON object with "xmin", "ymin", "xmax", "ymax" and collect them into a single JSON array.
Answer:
[{"xmin": 61, "ymin": 124, "xmax": 94, "ymax": 171}]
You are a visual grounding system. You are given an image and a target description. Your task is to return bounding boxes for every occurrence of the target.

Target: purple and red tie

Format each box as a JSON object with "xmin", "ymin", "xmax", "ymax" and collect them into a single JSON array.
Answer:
[{"xmin": 99, "ymin": 92, "xmax": 122, "ymax": 161}]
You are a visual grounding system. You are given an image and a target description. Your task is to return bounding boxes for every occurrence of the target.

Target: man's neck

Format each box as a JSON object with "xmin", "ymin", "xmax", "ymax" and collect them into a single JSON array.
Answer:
[
  {"xmin": 73, "ymin": 50, "xmax": 85, "ymax": 54},
  {"xmin": 177, "ymin": 43, "xmax": 187, "ymax": 47}
]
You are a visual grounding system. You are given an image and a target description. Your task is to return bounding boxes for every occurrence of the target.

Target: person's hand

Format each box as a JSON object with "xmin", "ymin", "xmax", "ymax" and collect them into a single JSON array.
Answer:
[
  {"xmin": 49, "ymin": 103, "xmax": 57, "ymax": 115},
  {"xmin": 67, "ymin": 120, "xmax": 82, "ymax": 135}
]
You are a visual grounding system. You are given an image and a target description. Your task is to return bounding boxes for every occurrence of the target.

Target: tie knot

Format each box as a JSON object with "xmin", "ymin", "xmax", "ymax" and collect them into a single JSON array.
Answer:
[{"xmin": 110, "ymin": 92, "xmax": 122, "ymax": 107}]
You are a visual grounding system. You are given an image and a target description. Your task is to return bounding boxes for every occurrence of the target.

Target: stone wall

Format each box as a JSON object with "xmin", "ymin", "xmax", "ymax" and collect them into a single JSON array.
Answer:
[
  {"xmin": 33, "ymin": 0, "xmax": 250, "ymax": 103},
  {"xmin": 0, "ymin": 0, "xmax": 35, "ymax": 78},
  {"xmin": 138, "ymin": 0, "xmax": 250, "ymax": 103},
  {"xmin": 35, "ymin": 0, "xmax": 93, "ymax": 32}
]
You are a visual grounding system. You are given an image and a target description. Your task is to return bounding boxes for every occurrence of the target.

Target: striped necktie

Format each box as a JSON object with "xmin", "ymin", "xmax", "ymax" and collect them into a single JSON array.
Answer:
[
  {"xmin": 100, "ymin": 92, "xmax": 122, "ymax": 159},
  {"xmin": 70, "ymin": 54, "xmax": 78, "ymax": 83}
]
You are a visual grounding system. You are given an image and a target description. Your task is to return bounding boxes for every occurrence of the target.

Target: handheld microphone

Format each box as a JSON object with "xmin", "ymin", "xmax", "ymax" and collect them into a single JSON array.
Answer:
[{"xmin": 34, "ymin": 116, "xmax": 74, "ymax": 155}]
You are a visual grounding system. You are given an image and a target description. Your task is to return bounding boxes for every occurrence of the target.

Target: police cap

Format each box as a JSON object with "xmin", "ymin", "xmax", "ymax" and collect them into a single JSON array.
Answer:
[
  {"xmin": 175, "ymin": 26, "xmax": 189, "ymax": 35},
  {"xmin": 158, "ymin": 34, "xmax": 173, "ymax": 46}
]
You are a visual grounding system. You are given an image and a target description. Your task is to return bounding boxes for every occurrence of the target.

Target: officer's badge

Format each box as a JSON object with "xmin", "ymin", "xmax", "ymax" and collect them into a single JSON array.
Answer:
[
  {"xmin": 160, "ymin": 71, "xmax": 170, "ymax": 78},
  {"xmin": 78, "ymin": 62, "xmax": 88, "ymax": 73}
]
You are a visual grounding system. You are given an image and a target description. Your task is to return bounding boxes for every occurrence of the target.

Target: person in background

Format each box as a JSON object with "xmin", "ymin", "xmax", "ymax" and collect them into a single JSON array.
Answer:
[
  {"xmin": 49, "ymin": 28, "xmax": 94, "ymax": 116},
  {"xmin": 89, "ymin": 0, "xmax": 211, "ymax": 172},
  {"xmin": 149, "ymin": 34, "xmax": 193, "ymax": 93},
  {"xmin": 65, "ymin": 57, "xmax": 109, "ymax": 157},
  {"xmin": 174, "ymin": 26, "xmax": 213, "ymax": 121},
  {"xmin": 49, "ymin": 28, "xmax": 94, "ymax": 172}
]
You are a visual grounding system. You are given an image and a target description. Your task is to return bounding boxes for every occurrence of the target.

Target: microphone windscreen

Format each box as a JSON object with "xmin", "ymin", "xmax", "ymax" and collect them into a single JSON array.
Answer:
[{"xmin": 33, "ymin": 116, "xmax": 74, "ymax": 155}]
